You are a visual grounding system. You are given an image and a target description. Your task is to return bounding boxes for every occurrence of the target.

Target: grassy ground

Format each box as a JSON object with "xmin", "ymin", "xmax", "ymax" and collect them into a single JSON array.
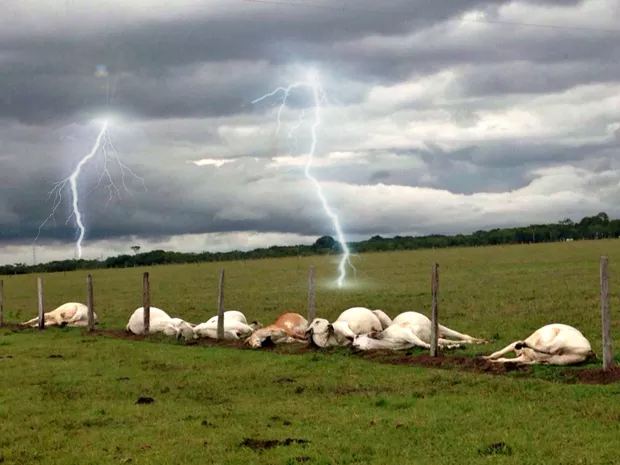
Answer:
[{"xmin": 2, "ymin": 240, "xmax": 620, "ymax": 464}]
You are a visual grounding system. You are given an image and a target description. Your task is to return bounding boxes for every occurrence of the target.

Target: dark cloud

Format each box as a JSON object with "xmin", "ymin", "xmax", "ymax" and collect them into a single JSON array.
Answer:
[{"xmin": 1, "ymin": 0, "xmax": 619, "ymax": 264}]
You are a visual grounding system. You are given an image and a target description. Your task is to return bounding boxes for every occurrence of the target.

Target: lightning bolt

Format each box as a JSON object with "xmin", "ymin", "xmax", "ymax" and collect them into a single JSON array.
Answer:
[
  {"xmin": 252, "ymin": 72, "xmax": 357, "ymax": 288},
  {"xmin": 33, "ymin": 120, "xmax": 147, "ymax": 259}
]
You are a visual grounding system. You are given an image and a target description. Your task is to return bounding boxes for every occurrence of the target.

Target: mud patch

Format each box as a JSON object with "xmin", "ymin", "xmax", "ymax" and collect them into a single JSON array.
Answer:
[
  {"xmin": 478, "ymin": 442, "xmax": 513, "ymax": 457},
  {"xmin": 355, "ymin": 351, "xmax": 620, "ymax": 385},
  {"xmin": 239, "ymin": 438, "xmax": 310, "ymax": 451},
  {"xmin": 18, "ymin": 328, "xmax": 620, "ymax": 385},
  {"xmin": 48, "ymin": 354, "xmax": 63, "ymax": 359},
  {"xmin": 135, "ymin": 397, "xmax": 154, "ymax": 405}
]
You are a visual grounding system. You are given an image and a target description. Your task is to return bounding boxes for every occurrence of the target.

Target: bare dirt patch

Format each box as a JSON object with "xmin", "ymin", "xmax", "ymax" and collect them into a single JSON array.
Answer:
[
  {"xmin": 239, "ymin": 438, "xmax": 310, "ymax": 452},
  {"xmin": 9, "ymin": 327, "xmax": 620, "ymax": 385}
]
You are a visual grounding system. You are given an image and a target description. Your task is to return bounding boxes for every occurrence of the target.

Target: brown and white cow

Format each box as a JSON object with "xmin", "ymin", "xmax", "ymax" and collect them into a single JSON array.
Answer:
[{"xmin": 246, "ymin": 312, "xmax": 309, "ymax": 348}]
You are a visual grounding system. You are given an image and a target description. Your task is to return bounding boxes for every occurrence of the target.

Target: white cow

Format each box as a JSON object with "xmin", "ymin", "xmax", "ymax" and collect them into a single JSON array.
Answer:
[
  {"xmin": 352, "ymin": 322, "xmax": 463, "ymax": 351},
  {"xmin": 21, "ymin": 302, "xmax": 98, "ymax": 328},
  {"xmin": 204, "ymin": 310, "xmax": 263, "ymax": 330},
  {"xmin": 483, "ymin": 323, "xmax": 595, "ymax": 366},
  {"xmin": 391, "ymin": 311, "xmax": 487, "ymax": 345},
  {"xmin": 305, "ymin": 307, "xmax": 383, "ymax": 348},
  {"xmin": 193, "ymin": 318, "xmax": 256, "ymax": 340},
  {"xmin": 205, "ymin": 310, "xmax": 248, "ymax": 325},
  {"xmin": 351, "ymin": 311, "xmax": 487, "ymax": 352},
  {"xmin": 126, "ymin": 307, "xmax": 196, "ymax": 340},
  {"xmin": 372, "ymin": 309, "xmax": 392, "ymax": 329}
]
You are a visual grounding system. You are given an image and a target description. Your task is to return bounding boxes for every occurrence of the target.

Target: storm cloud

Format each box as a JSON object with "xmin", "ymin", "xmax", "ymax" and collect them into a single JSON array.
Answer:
[{"xmin": 1, "ymin": 0, "xmax": 620, "ymax": 265}]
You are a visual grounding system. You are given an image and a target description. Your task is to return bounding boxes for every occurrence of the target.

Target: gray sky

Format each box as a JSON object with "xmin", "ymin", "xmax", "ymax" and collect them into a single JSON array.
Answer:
[{"xmin": 1, "ymin": 0, "xmax": 620, "ymax": 265}]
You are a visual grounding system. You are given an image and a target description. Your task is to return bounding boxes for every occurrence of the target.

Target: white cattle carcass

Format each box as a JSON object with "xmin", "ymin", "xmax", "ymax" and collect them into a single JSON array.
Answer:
[
  {"xmin": 391, "ymin": 311, "xmax": 487, "ymax": 345},
  {"xmin": 352, "ymin": 322, "xmax": 463, "ymax": 351},
  {"xmin": 21, "ymin": 302, "xmax": 98, "ymax": 328},
  {"xmin": 126, "ymin": 307, "xmax": 196, "ymax": 340},
  {"xmin": 193, "ymin": 316, "xmax": 256, "ymax": 341},
  {"xmin": 246, "ymin": 312, "xmax": 308, "ymax": 348},
  {"xmin": 372, "ymin": 309, "xmax": 392, "ymax": 329},
  {"xmin": 204, "ymin": 310, "xmax": 263, "ymax": 330},
  {"xmin": 305, "ymin": 307, "xmax": 383, "ymax": 348},
  {"xmin": 483, "ymin": 324, "xmax": 595, "ymax": 366},
  {"xmin": 351, "ymin": 311, "xmax": 487, "ymax": 352}
]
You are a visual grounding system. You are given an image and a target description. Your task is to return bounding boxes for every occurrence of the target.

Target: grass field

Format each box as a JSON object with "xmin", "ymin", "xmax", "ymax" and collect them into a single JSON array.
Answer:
[{"xmin": 1, "ymin": 240, "xmax": 620, "ymax": 464}]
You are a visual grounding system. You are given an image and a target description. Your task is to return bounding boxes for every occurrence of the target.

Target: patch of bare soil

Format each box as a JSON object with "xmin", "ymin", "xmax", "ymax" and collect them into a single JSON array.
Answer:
[
  {"xmin": 239, "ymin": 437, "xmax": 310, "ymax": 452},
  {"xmin": 7, "ymin": 327, "xmax": 620, "ymax": 385},
  {"xmin": 355, "ymin": 350, "xmax": 620, "ymax": 385}
]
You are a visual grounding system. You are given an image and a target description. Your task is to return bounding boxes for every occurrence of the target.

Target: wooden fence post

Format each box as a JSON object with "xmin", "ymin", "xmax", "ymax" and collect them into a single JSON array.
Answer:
[
  {"xmin": 600, "ymin": 256, "xmax": 614, "ymax": 370},
  {"xmin": 0, "ymin": 279, "xmax": 4, "ymax": 328},
  {"xmin": 87, "ymin": 274, "xmax": 95, "ymax": 332},
  {"xmin": 217, "ymin": 269, "xmax": 225, "ymax": 340},
  {"xmin": 430, "ymin": 263, "xmax": 439, "ymax": 357},
  {"xmin": 308, "ymin": 266, "xmax": 316, "ymax": 322},
  {"xmin": 37, "ymin": 276, "xmax": 45, "ymax": 330},
  {"xmin": 143, "ymin": 272, "xmax": 150, "ymax": 335}
]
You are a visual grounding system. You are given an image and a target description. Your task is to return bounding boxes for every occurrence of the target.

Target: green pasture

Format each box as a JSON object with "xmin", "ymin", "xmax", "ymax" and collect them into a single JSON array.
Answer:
[{"xmin": 1, "ymin": 240, "xmax": 620, "ymax": 464}]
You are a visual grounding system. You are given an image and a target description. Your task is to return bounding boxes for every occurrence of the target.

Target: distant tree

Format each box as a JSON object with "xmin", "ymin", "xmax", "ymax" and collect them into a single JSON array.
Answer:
[
  {"xmin": 313, "ymin": 236, "xmax": 336, "ymax": 250},
  {"xmin": 130, "ymin": 245, "xmax": 141, "ymax": 254}
]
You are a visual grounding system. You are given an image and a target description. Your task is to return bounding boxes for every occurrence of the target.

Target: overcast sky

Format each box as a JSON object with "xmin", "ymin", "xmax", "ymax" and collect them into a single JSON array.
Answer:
[{"xmin": 1, "ymin": 0, "xmax": 619, "ymax": 266}]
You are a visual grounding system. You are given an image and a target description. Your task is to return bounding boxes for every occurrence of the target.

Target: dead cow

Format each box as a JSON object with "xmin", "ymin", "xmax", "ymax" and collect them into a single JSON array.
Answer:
[
  {"xmin": 246, "ymin": 312, "xmax": 309, "ymax": 348},
  {"xmin": 21, "ymin": 302, "xmax": 98, "ymax": 328},
  {"xmin": 483, "ymin": 323, "xmax": 595, "ymax": 366}
]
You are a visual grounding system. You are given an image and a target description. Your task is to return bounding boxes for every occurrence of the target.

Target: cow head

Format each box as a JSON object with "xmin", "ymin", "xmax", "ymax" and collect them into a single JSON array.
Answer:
[
  {"xmin": 175, "ymin": 321, "xmax": 198, "ymax": 340},
  {"xmin": 350, "ymin": 333, "xmax": 373, "ymax": 351},
  {"xmin": 249, "ymin": 320, "xmax": 263, "ymax": 331},
  {"xmin": 305, "ymin": 318, "xmax": 334, "ymax": 348}
]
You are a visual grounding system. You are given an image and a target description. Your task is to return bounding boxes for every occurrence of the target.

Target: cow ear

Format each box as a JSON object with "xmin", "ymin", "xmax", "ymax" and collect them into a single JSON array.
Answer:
[{"xmin": 327, "ymin": 323, "xmax": 334, "ymax": 334}]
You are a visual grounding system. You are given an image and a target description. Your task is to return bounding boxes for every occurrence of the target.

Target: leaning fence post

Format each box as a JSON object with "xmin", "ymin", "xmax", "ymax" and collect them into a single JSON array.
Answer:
[
  {"xmin": 37, "ymin": 276, "xmax": 45, "ymax": 330},
  {"xmin": 0, "ymin": 279, "xmax": 4, "ymax": 328},
  {"xmin": 308, "ymin": 266, "xmax": 316, "ymax": 322},
  {"xmin": 430, "ymin": 263, "xmax": 439, "ymax": 357},
  {"xmin": 217, "ymin": 269, "xmax": 225, "ymax": 340},
  {"xmin": 87, "ymin": 274, "xmax": 95, "ymax": 332},
  {"xmin": 600, "ymin": 256, "xmax": 614, "ymax": 370},
  {"xmin": 143, "ymin": 272, "xmax": 150, "ymax": 336}
]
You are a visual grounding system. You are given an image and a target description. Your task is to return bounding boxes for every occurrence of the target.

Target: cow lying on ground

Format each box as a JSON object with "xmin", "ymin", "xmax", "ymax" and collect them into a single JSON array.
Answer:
[
  {"xmin": 193, "ymin": 318, "xmax": 257, "ymax": 340},
  {"xmin": 482, "ymin": 323, "xmax": 596, "ymax": 366},
  {"xmin": 246, "ymin": 312, "xmax": 308, "ymax": 348},
  {"xmin": 21, "ymin": 302, "xmax": 99, "ymax": 328},
  {"xmin": 126, "ymin": 307, "xmax": 196, "ymax": 340},
  {"xmin": 372, "ymin": 309, "xmax": 392, "ymax": 329},
  {"xmin": 205, "ymin": 310, "xmax": 262, "ymax": 329},
  {"xmin": 352, "ymin": 322, "xmax": 463, "ymax": 351},
  {"xmin": 305, "ymin": 307, "xmax": 383, "ymax": 348},
  {"xmin": 391, "ymin": 311, "xmax": 487, "ymax": 345},
  {"xmin": 351, "ymin": 311, "xmax": 487, "ymax": 351}
]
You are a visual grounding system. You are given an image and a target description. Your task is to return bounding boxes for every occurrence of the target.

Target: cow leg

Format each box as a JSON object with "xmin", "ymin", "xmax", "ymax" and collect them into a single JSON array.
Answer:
[
  {"xmin": 438, "ymin": 324, "xmax": 487, "ymax": 343},
  {"xmin": 482, "ymin": 341, "xmax": 521, "ymax": 360},
  {"xmin": 437, "ymin": 338, "xmax": 463, "ymax": 349},
  {"xmin": 538, "ymin": 354, "xmax": 588, "ymax": 366},
  {"xmin": 486, "ymin": 354, "xmax": 535, "ymax": 364},
  {"xmin": 400, "ymin": 328, "xmax": 432, "ymax": 349},
  {"xmin": 21, "ymin": 317, "xmax": 39, "ymax": 327}
]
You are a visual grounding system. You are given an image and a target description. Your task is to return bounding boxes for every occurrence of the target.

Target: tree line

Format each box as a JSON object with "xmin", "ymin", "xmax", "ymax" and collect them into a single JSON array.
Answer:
[{"xmin": 1, "ymin": 212, "xmax": 617, "ymax": 276}]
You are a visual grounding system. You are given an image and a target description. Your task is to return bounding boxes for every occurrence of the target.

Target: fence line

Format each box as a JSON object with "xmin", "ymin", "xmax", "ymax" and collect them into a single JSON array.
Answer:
[
  {"xmin": 217, "ymin": 269, "xmax": 225, "ymax": 340},
  {"xmin": 430, "ymin": 263, "xmax": 439, "ymax": 357},
  {"xmin": 87, "ymin": 274, "xmax": 95, "ymax": 332},
  {"xmin": 142, "ymin": 272, "xmax": 150, "ymax": 335},
  {"xmin": 308, "ymin": 265, "xmax": 315, "ymax": 323},
  {"xmin": 600, "ymin": 257, "xmax": 614, "ymax": 370},
  {"xmin": 0, "ymin": 258, "xmax": 615, "ymax": 370},
  {"xmin": 0, "ymin": 279, "xmax": 4, "ymax": 328},
  {"xmin": 37, "ymin": 276, "xmax": 44, "ymax": 330}
]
